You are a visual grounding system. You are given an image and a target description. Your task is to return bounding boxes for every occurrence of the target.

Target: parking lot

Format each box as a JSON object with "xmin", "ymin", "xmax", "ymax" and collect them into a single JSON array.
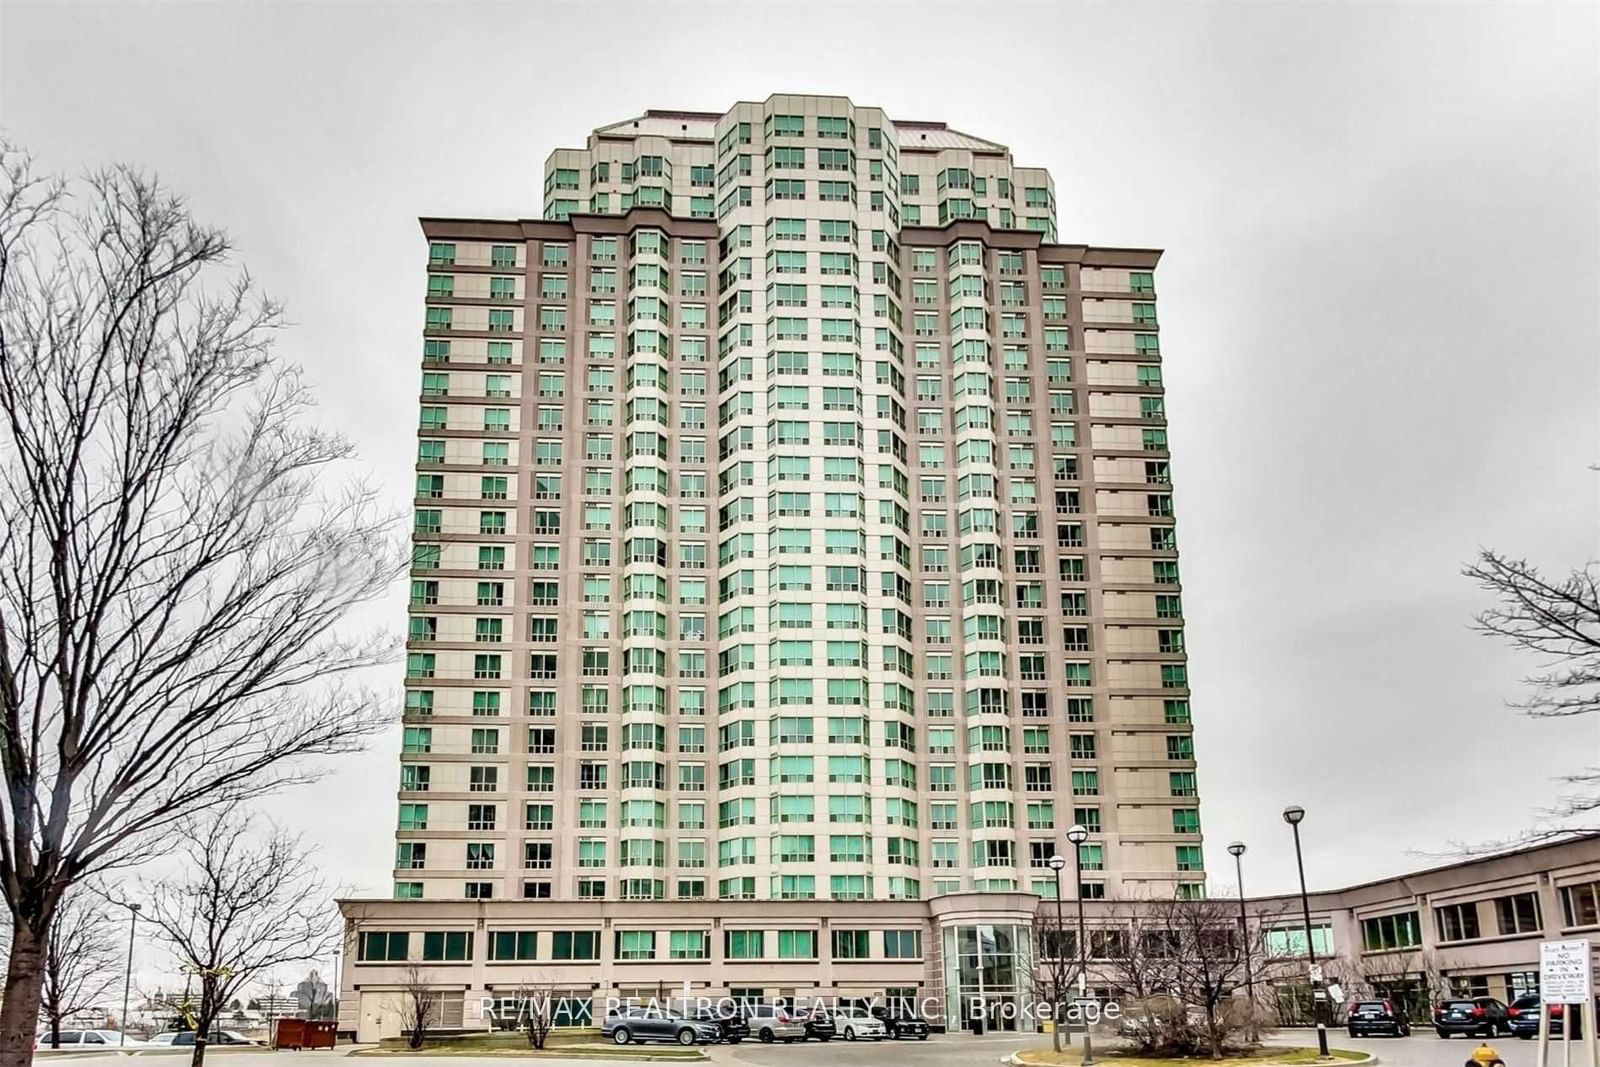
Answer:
[
  {"xmin": 1338, "ymin": 1030, "xmax": 1595, "ymax": 1067},
  {"xmin": 708, "ymin": 1031, "xmax": 1033, "ymax": 1067},
  {"xmin": 33, "ymin": 1037, "xmax": 1032, "ymax": 1067},
  {"xmin": 705, "ymin": 1030, "xmax": 1599, "ymax": 1067},
  {"xmin": 31, "ymin": 1030, "xmax": 1600, "ymax": 1067}
]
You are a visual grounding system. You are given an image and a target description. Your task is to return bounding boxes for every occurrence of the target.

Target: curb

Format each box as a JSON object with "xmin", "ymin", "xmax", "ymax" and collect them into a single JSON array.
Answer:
[
  {"xmin": 1006, "ymin": 1049, "xmax": 1379, "ymax": 1067},
  {"xmin": 351, "ymin": 1049, "xmax": 708, "ymax": 1062}
]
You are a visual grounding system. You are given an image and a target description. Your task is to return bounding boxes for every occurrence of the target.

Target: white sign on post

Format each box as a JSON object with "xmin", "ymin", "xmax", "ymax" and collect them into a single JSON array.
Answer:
[{"xmin": 1539, "ymin": 939, "xmax": 1593, "ymax": 1004}]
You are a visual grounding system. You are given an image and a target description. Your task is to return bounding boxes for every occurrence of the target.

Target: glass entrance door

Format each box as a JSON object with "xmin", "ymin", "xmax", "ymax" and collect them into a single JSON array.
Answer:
[{"xmin": 942, "ymin": 923, "xmax": 1034, "ymax": 1033}]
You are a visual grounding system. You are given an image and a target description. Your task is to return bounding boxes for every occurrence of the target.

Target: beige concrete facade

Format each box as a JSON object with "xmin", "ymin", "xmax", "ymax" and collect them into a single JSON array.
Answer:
[
  {"xmin": 1245, "ymin": 834, "xmax": 1600, "ymax": 1017},
  {"xmin": 399, "ymin": 93, "xmax": 1197, "ymax": 913},
  {"xmin": 359, "ymin": 89, "xmax": 1598, "ymax": 1048},
  {"xmin": 338, "ymin": 892, "xmax": 1037, "ymax": 1042},
  {"xmin": 338, "ymin": 836, "xmax": 1600, "ymax": 1040}
]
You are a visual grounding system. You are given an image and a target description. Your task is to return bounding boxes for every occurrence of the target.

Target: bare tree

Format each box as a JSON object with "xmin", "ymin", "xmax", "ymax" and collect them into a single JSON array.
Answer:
[
  {"xmin": 396, "ymin": 966, "xmax": 439, "ymax": 1050},
  {"xmin": 1162, "ymin": 896, "xmax": 1257, "ymax": 1059},
  {"xmin": 1098, "ymin": 897, "xmax": 1279, "ymax": 1058},
  {"xmin": 139, "ymin": 808, "xmax": 340, "ymax": 1067},
  {"xmin": 0, "ymin": 148, "xmax": 402, "ymax": 1065},
  {"xmin": 1096, "ymin": 902, "xmax": 1179, "ymax": 1054},
  {"xmin": 513, "ymin": 981, "xmax": 558, "ymax": 1050},
  {"xmin": 1224, "ymin": 901, "xmax": 1303, "ymax": 1042},
  {"xmin": 40, "ymin": 888, "xmax": 122, "ymax": 1048},
  {"xmin": 1466, "ymin": 550, "xmax": 1600, "ymax": 824}
]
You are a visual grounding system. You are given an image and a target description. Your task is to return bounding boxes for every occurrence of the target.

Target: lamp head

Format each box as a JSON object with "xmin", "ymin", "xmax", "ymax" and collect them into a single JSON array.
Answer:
[
  {"xmin": 1047, "ymin": 854, "xmax": 1066, "ymax": 871},
  {"xmin": 1065, "ymin": 823, "xmax": 1089, "ymax": 845},
  {"xmin": 1227, "ymin": 841, "xmax": 1246, "ymax": 857},
  {"xmin": 1282, "ymin": 804, "xmax": 1306, "ymax": 826}
]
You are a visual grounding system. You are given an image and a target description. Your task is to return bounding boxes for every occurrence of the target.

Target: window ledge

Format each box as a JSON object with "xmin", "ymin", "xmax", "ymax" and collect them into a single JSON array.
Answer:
[{"xmin": 1436, "ymin": 931, "xmax": 1546, "ymax": 949}]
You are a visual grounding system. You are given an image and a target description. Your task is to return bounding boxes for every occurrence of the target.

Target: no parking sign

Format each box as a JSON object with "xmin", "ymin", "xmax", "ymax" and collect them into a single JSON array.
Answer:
[
  {"xmin": 1535, "ymin": 938, "xmax": 1596, "ymax": 1067},
  {"xmin": 1540, "ymin": 939, "xmax": 1593, "ymax": 1004}
]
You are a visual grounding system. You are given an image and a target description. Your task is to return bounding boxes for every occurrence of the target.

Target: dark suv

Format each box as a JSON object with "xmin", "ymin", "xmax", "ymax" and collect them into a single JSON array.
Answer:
[
  {"xmin": 795, "ymin": 1007, "xmax": 835, "ymax": 1041},
  {"xmin": 1434, "ymin": 997, "xmax": 1509, "ymax": 1038},
  {"xmin": 1507, "ymin": 996, "xmax": 1588, "ymax": 1039},
  {"xmin": 689, "ymin": 1007, "xmax": 748, "ymax": 1044},
  {"xmin": 1347, "ymin": 999, "xmax": 1411, "ymax": 1037},
  {"xmin": 870, "ymin": 1005, "xmax": 931, "ymax": 1039}
]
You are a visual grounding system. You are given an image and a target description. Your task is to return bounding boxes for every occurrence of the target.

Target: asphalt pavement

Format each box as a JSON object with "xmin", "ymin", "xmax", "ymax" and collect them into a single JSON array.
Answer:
[{"xmin": 28, "ymin": 1029, "xmax": 1600, "ymax": 1067}]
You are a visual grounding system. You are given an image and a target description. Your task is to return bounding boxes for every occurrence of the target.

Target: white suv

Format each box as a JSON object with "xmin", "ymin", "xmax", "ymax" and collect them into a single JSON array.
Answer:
[
  {"xmin": 741, "ymin": 1005, "xmax": 806, "ymax": 1043},
  {"xmin": 834, "ymin": 1008, "xmax": 887, "ymax": 1041}
]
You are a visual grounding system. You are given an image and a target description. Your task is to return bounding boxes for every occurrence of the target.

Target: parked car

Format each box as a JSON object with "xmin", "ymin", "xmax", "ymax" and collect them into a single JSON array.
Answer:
[
  {"xmin": 740, "ymin": 1004, "xmax": 806, "ymax": 1043},
  {"xmin": 172, "ymin": 1030, "xmax": 258, "ymax": 1046},
  {"xmin": 35, "ymin": 1031, "xmax": 144, "ymax": 1049},
  {"xmin": 602, "ymin": 1006, "xmax": 721, "ymax": 1046},
  {"xmin": 688, "ymin": 1006, "xmax": 748, "ymax": 1043},
  {"xmin": 1347, "ymin": 999, "xmax": 1411, "ymax": 1037},
  {"xmin": 833, "ymin": 1007, "xmax": 888, "ymax": 1041},
  {"xmin": 870, "ymin": 1005, "xmax": 931, "ymax": 1039},
  {"xmin": 795, "ymin": 1007, "xmax": 835, "ymax": 1041},
  {"xmin": 1434, "ymin": 997, "xmax": 1510, "ymax": 1038},
  {"xmin": 1507, "ymin": 996, "xmax": 1589, "ymax": 1039}
]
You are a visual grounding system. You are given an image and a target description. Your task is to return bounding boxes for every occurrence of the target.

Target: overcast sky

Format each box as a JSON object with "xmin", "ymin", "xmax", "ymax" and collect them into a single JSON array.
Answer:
[{"xmin": 3, "ymin": 0, "xmax": 1597, "ymax": 937}]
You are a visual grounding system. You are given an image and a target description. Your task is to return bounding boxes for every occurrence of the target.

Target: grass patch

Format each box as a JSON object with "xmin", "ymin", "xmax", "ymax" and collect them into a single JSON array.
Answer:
[
  {"xmin": 1015, "ymin": 1047, "xmax": 1368, "ymax": 1067},
  {"xmin": 1267, "ymin": 1051, "xmax": 1367, "ymax": 1064}
]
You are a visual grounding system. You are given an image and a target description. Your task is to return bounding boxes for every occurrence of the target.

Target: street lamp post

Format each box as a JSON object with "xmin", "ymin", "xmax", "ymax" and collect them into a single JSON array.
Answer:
[
  {"xmin": 1282, "ymin": 806, "xmax": 1330, "ymax": 1058},
  {"xmin": 1046, "ymin": 853, "xmax": 1068, "ymax": 1049},
  {"xmin": 1227, "ymin": 842, "xmax": 1256, "ymax": 1036},
  {"xmin": 120, "ymin": 903, "xmax": 141, "ymax": 1048},
  {"xmin": 1065, "ymin": 824, "xmax": 1096, "ymax": 1067}
]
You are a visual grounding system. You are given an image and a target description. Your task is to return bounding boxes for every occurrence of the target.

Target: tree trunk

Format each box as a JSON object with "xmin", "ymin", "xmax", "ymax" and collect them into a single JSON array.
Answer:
[
  {"xmin": 44, "ymin": 934, "xmax": 58, "ymax": 1048},
  {"xmin": 0, "ymin": 920, "xmax": 47, "ymax": 1067},
  {"xmin": 190, "ymin": 977, "xmax": 218, "ymax": 1067},
  {"xmin": 43, "ymin": 982, "xmax": 60, "ymax": 1049}
]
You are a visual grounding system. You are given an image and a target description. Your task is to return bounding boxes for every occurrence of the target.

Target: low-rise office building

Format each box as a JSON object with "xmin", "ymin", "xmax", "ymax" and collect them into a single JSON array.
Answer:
[
  {"xmin": 338, "ymin": 892, "xmax": 1037, "ymax": 1041},
  {"xmin": 1247, "ymin": 833, "xmax": 1600, "ymax": 1019},
  {"xmin": 338, "ymin": 834, "xmax": 1599, "ymax": 1040}
]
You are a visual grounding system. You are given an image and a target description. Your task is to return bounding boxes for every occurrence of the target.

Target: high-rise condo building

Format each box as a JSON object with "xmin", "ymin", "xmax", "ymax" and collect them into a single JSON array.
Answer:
[{"xmin": 342, "ymin": 93, "xmax": 1196, "ymax": 1039}]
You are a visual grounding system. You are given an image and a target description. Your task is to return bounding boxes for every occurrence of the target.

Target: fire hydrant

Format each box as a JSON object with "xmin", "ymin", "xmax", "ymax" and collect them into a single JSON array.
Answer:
[{"xmin": 1468, "ymin": 1042, "xmax": 1505, "ymax": 1067}]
